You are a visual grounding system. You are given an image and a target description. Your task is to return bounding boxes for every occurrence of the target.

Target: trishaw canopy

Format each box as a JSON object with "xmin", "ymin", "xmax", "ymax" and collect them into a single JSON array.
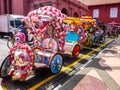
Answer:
[
  {"xmin": 63, "ymin": 17, "xmax": 82, "ymax": 24},
  {"xmin": 80, "ymin": 16, "xmax": 96, "ymax": 24},
  {"xmin": 27, "ymin": 6, "xmax": 67, "ymax": 24}
]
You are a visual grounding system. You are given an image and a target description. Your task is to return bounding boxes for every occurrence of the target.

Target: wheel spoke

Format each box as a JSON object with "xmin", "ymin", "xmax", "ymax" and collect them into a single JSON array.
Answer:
[
  {"xmin": 0, "ymin": 56, "xmax": 11, "ymax": 78},
  {"xmin": 50, "ymin": 54, "xmax": 63, "ymax": 74}
]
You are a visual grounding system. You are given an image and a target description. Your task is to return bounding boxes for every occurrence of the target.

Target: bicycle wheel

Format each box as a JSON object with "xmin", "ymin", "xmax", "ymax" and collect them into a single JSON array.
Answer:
[
  {"xmin": 50, "ymin": 53, "xmax": 63, "ymax": 74},
  {"xmin": 7, "ymin": 38, "xmax": 14, "ymax": 48},
  {"xmin": 0, "ymin": 55, "xmax": 11, "ymax": 78}
]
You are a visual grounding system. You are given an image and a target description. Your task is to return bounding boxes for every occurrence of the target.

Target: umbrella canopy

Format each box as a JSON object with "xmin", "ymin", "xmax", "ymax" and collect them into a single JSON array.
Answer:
[
  {"xmin": 108, "ymin": 21, "xmax": 120, "ymax": 25},
  {"xmin": 115, "ymin": 25, "xmax": 120, "ymax": 28}
]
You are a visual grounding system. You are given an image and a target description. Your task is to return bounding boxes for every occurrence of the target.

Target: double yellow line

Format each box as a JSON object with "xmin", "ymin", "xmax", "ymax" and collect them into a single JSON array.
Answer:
[{"xmin": 28, "ymin": 39, "xmax": 113, "ymax": 90}]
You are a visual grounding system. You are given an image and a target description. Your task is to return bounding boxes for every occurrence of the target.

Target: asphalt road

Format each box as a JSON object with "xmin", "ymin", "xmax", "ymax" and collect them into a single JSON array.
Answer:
[{"xmin": 0, "ymin": 37, "xmax": 114, "ymax": 90}]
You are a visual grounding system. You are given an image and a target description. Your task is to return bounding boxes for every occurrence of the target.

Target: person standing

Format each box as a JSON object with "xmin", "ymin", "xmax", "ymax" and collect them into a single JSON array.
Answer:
[
  {"xmin": 18, "ymin": 21, "xmax": 29, "ymax": 42},
  {"xmin": 107, "ymin": 25, "xmax": 111, "ymax": 37}
]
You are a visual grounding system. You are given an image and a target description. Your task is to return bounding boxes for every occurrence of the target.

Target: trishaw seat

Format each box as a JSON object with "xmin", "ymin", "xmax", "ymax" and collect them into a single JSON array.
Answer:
[{"xmin": 66, "ymin": 31, "xmax": 79, "ymax": 42}]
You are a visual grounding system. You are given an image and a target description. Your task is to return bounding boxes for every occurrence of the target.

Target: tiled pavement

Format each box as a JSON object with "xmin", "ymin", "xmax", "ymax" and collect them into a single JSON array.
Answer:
[{"xmin": 60, "ymin": 37, "xmax": 120, "ymax": 90}]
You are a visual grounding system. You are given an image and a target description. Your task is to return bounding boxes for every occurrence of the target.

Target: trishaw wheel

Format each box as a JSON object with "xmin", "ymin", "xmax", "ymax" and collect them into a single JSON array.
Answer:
[
  {"xmin": 0, "ymin": 55, "xmax": 11, "ymax": 78},
  {"xmin": 100, "ymin": 36, "xmax": 105, "ymax": 43},
  {"xmin": 72, "ymin": 44, "xmax": 80, "ymax": 58},
  {"xmin": 7, "ymin": 38, "xmax": 14, "ymax": 48},
  {"xmin": 50, "ymin": 53, "xmax": 63, "ymax": 74},
  {"xmin": 88, "ymin": 40, "xmax": 92, "ymax": 48}
]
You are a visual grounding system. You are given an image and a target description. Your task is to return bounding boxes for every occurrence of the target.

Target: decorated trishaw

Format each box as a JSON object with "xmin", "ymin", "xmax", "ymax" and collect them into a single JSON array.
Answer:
[
  {"xmin": 27, "ymin": 11, "xmax": 81, "ymax": 58},
  {"xmin": 63, "ymin": 17, "xmax": 93, "ymax": 50},
  {"xmin": 80, "ymin": 16, "xmax": 105, "ymax": 45},
  {"xmin": 63, "ymin": 17, "xmax": 81, "ymax": 57},
  {"xmin": 80, "ymin": 16, "xmax": 97, "ymax": 47},
  {"xmin": 0, "ymin": 6, "xmax": 68, "ymax": 81}
]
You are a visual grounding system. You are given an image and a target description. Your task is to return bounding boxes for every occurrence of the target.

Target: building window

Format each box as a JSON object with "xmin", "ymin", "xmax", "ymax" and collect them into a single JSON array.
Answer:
[
  {"xmin": 74, "ymin": 12, "xmax": 78, "ymax": 17},
  {"xmin": 93, "ymin": 9, "xmax": 99, "ymax": 18},
  {"xmin": 33, "ymin": 4, "xmax": 39, "ymax": 9},
  {"xmin": 110, "ymin": 7, "xmax": 118, "ymax": 18},
  {"xmin": 61, "ymin": 8, "xmax": 68, "ymax": 15},
  {"xmin": 33, "ymin": 2, "xmax": 52, "ymax": 9}
]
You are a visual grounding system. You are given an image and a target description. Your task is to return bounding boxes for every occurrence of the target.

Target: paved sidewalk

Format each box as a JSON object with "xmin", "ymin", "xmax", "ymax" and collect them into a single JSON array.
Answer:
[
  {"xmin": 0, "ymin": 39, "xmax": 9, "ymax": 63},
  {"xmin": 60, "ymin": 37, "xmax": 120, "ymax": 90}
]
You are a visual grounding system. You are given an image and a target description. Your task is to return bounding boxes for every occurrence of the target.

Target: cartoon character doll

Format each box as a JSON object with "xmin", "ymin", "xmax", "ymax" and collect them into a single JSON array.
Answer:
[{"xmin": 9, "ymin": 32, "xmax": 33, "ymax": 81}]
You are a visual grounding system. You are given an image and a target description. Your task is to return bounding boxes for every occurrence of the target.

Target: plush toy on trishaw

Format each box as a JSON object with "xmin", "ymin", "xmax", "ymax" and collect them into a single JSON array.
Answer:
[{"xmin": 0, "ymin": 6, "xmax": 67, "ymax": 81}]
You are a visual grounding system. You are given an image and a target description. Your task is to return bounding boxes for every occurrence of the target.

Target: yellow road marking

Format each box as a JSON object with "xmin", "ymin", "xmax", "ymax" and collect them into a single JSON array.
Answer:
[
  {"xmin": 61, "ymin": 66, "xmax": 73, "ymax": 71},
  {"xmin": 67, "ymin": 40, "xmax": 113, "ymax": 68},
  {"xmin": 28, "ymin": 39, "xmax": 113, "ymax": 90},
  {"xmin": 28, "ymin": 66, "xmax": 73, "ymax": 90},
  {"xmin": 28, "ymin": 74, "xmax": 59, "ymax": 90}
]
